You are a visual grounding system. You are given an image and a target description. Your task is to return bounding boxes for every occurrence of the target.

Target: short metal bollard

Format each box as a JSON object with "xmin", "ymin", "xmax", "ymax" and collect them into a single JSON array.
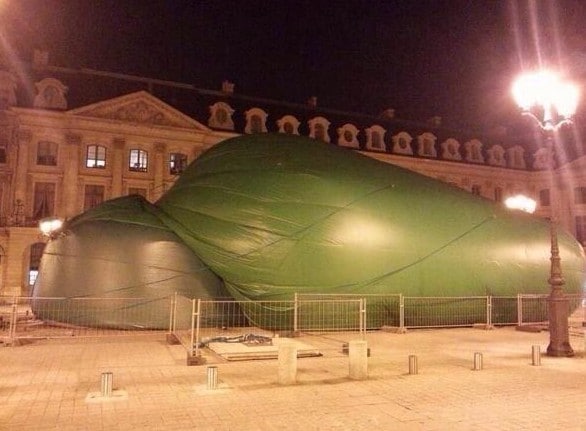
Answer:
[
  {"xmin": 531, "ymin": 345, "xmax": 541, "ymax": 366},
  {"xmin": 473, "ymin": 352, "xmax": 483, "ymax": 371},
  {"xmin": 100, "ymin": 372, "xmax": 113, "ymax": 397},
  {"xmin": 207, "ymin": 366, "xmax": 218, "ymax": 390},
  {"xmin": 408, "ymin": 355, "xmax": 418, "ymax": 375}
]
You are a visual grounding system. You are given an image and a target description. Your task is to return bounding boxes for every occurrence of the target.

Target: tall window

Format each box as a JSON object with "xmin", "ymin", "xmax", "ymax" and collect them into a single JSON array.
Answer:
[
  {"xmin": 574, "ymin": 187, "xmax": 586, "ymax": 204},
  {"xmin": 576, "ymin": 216, "xmax": 586, "ymax": 246},
  {"xmin": 494, "ymin": 187, "xmax": 503, "ymax": 202},
  {"xmin": 29, "ymin": 242, "xmax": 45, "ymax": 286},
  {"xmin": 0, "ymin": 143, "xmax": 6, "ymax": 163},
  {"xmin": 471, "ymin": 185, "xmax": 481, "ymax": 196},
  {"xmin": 539, "ymin": 189, "xmax": 550, "ymax": 207},
  {"xmin": 37, "ymin": 141, "xmax": 57, "ymax": 166},
  {"xmin": 33, "ymin": 182, "xmax": 55, "ymax": 220},
  {"xmin": 86, "ymin": 145, "xmax": 106, "ymax": 168},
  {"xmin": 84, "ymin": 185, "xmax": 105, "ymax": 211},
  {"xmin": 129, "ymin": 149, "xmax": 148, "ymax": 172},
  {"xmin": 169, "ymin": 153, "xmax": 187, "ymax": 175}
]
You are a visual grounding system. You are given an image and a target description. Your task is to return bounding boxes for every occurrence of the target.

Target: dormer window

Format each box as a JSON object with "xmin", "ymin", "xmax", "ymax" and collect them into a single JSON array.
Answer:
[
  {"xmin": 506, "ymin": 145, "xmax": 526, "ymax": 169},
  {"xmin": 277, "ymin": 115, "xmax": 300, "ymax": 135},
  {"xmin": 417, "ymin": 133, "xmax": 437, "ymax": 158},
  {"xmin": 244, "ymin": 108, "xmax": 268, "ymax": 134},
  {"xmin": 129, "ymin": 149, "xmax": 148, "ymax": 172},
  {"xmin": 464, "ymin": 139, "xmax": 485, "ymax": 164},
  {"xmin": 441, "ymin": 138, "xmax": 462, "ymax": 161},
  {"xmin": 337, "ymin": 124, "xmax": 359, "ymax": 148},
  {"xmin": 308, "ymin": 117, "xmax": 331, "ymax": 143},
  {"xmin": 392, "ymin": 132, "xmax": 413, "ymax": 155},
  {"xmin": 208, "ymin": 102, "xmax": 235, "ymax": 130},
  {"xmin": 37, "ymin": 141, "xmax": 58, "ymax": 166},
  {"xmin": 365, "ymin": 125, "xmax": 387, "ymax": 152},
  {"xmin": 487, "ymin": 144, "xmax": 506, "ymax": 167},
  {"xmin": 33, "ymin": 78, "xmax": 68, "ymax": 110}
]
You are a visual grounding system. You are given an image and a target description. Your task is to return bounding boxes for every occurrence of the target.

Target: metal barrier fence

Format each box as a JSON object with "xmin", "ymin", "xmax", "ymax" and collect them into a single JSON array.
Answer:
[
  {"xmin": 169, "ymin": 297, "xmax": 366, "ymax": 360},
  {"xmin": 1, "ymin": 296, "xmax": 172, "ymax": 344},
  {"xmin": 517, "ymin": 293, "xmax": 584, "ymax": 326},
  {"xmin": 295, "ymin": 293, "xmax": 401, "ymax": 330},
  {"xmin": 297, "ymin": 293, "xmax": 585, "ymax": 329},
  {"xmin": 3, "ymin": 293, "xmax": 583, "ymax": 354}
]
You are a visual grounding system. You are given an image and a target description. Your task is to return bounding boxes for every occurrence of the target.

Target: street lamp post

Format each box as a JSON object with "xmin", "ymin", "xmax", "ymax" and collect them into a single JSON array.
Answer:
[{"xmin": 512, "ymin": 70, "xmax": 579, "ymax": 357}]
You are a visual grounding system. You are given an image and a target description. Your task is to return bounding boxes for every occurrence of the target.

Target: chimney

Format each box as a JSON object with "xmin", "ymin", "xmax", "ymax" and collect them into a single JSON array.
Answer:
[
  {"xmin": 221, "ymin": 80, "xmax": 235, "ymax": 94},
  {"xmin": 428, "ymin": 116, "xmax": 442, "ymax": 127},
  {"xmin": 307, "ymin": 96, "xmax": 317, "ymax": 108},
  {"xmin": 379, "ymin": 108, "xmax": 395, "ymax": 120}
]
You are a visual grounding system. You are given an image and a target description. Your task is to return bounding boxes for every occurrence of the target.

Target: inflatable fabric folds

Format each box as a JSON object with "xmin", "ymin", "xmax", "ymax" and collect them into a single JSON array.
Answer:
[
  {"xmin": 34, "ymin": 134, "xmax": 586, "ymax": 328},
  {"xmin": 33, "ymin": 195, "xmax": 227, "ymax": 329}
]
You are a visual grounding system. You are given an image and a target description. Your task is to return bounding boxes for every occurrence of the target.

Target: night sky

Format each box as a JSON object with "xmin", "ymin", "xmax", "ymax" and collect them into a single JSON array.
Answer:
[{"xmin": 2, "ymin": 0, "xmax": 586, "ymax": 130}]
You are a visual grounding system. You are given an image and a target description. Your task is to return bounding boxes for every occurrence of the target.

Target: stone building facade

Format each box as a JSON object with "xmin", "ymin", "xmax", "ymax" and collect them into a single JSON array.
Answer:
[{"xmin": 0, "ymin": 55, "xmax": 584, "ymax": 296}]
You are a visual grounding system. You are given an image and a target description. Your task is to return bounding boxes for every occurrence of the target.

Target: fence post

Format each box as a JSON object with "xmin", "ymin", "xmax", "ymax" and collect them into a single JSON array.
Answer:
[
  {"xmin": 517, "ymin": 294, "xmax": 523, "ymax": 326},
  {"xmin": 9, "ymin": 297, "xmax": 17, "ymax": 345},
  {"xmin": 293, "ymin": 293, "xmax": 299, "ymax": 334},
  {"xmin": 194, "ymin": 299, "xmax": 203, "ymax": 358},
  {"xmin": 399, "ymin": 294, "xmax": 405, "ymax": 330},
  {"xmin": 360, "ymin": 298, "xmax": 366, "ymax": 339},
  {"xmin": 486, "ymin": 296, "xmax": 492, "ymax": 328},
  {"xmin": 168, "ymin": 292, "xmax": 176, "ymax": 333}
]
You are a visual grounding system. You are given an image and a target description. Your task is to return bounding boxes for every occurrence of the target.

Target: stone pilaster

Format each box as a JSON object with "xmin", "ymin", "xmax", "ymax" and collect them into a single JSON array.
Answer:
[
  {"xmin": 13, "ymin": 128, "xmax": 32, "ymax": 205},
  {"xmin": 62, "ymin": 133, "xmax": 81, "ymax": 217},
  {"xmin": 111, "ymin": 137, "xmax": 125, "ymax": 197},
  {"xmin": 153, "ymin": 142, "xmax": 166, "ymax": 201}
]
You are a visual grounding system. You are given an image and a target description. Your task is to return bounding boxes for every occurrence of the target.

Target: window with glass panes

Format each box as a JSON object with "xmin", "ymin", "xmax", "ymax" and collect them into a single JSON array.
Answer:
[
  {"xmin": 86, "ymin": 145, "xmax": 106, "ymax": 168},
  {"xmin": 129, "ymin": 149, "xmax": 148, "ymax": 172}
]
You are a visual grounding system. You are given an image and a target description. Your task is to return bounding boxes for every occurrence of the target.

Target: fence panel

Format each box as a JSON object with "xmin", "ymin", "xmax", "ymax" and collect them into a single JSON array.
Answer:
[
  {"xmin": 2, "ymin": 296, "xmax": 171, "ymax": 341},
  {"xmin": 296, "ymin": 293, "xmax": 401, "ymax": 330},
  {"xmin": 404, "ymin": 296, "xmax": 489, "ymax": 328},
  {"xmin": 170, "ymin": 295, "xmax": 197, "ymax": 355},
  {"xmin": 490, "ymin": 296, "xmax": 518, "ymax": 325},
  {"xmin": 295, "ymin": 299, "xmax": 363, "ymax": 332},
  {"xmin": 194, "ymin": 300, "xmax": 290, "ymax": 355},
  {"xmin": 516, "ymin": 293, "xmax": 584, "ymax": 326}
]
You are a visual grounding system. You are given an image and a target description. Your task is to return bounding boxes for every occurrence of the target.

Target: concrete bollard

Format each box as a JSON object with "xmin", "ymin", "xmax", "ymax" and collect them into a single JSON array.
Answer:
[
  {"xmin": 408, "ymin": 355, "xmax": 418, "ymax": 375},
  {"xmin": 348, "ymin": 340, "xmax": 368, "ymax": 380},
  {"xmin": 473, "ymin": 352, "xmax": 483, "ymax": 371},
  {"xmin": 207, "ymin": 366, "xmax": 218, "ymax": 390},
  {"xmin": 100, "ymin": 372, "xmax": 113, "ymax": 397},
  {"xmin": 531, "ymin": 345, "xmax": 541, "ymax": 366},
  {"xmin": 278, "ymin": 339, "xmax": 297, "ymax": 385}
]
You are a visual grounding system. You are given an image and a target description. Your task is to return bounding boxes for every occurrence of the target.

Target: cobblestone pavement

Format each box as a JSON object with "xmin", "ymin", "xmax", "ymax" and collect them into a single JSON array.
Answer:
[{"xmin": 1, "ymin": 326, "xmax": 585, "ymax": 431}]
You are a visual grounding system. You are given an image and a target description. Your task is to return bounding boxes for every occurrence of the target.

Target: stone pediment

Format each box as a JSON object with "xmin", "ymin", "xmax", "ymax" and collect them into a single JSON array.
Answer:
[{"xmin": 68, "ymin": 91, "xmax": 209, "ymax": 130}]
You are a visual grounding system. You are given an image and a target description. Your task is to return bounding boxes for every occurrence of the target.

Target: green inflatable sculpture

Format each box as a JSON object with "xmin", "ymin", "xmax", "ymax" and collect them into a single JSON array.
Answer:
[{"xmin": 33, "ymin": 134, "xmax": 585, "ymax": 328}]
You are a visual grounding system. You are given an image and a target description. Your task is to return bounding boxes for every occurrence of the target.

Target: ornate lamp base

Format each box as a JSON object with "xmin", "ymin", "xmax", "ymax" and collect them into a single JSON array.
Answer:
[{"xmin": 546, "ymin": 294, "xmax": 574, "ymax": 357}]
